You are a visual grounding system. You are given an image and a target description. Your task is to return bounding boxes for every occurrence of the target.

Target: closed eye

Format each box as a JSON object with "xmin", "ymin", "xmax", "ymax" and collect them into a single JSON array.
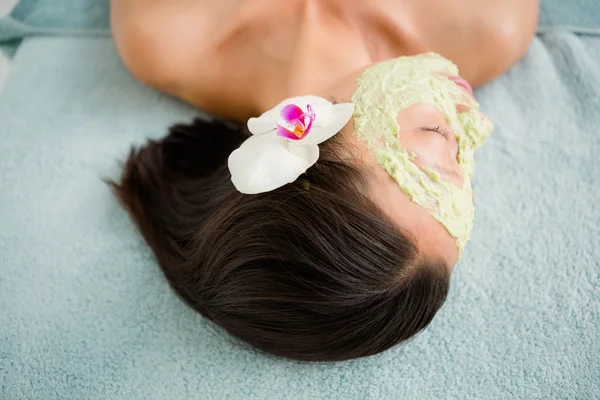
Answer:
[{"xmin": 420, "ymin": 125, "xmax": 451, "ymax": 141}]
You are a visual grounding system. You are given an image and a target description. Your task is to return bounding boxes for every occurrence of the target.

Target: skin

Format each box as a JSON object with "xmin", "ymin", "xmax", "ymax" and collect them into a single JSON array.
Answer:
[
  {"xmin": 111, "ymin": 0, "xmax": 538, "ymax": 119},
  {"xmin": 110, "ymin": 0, "xmax": 539, "ymax": 265},
  {"xmin": 349, "ymin": 125, "xmax": 466, "ymax": 267},
  {"xmin": 327, "ymin": 65, "xmax": 476, "ymax": 265}
]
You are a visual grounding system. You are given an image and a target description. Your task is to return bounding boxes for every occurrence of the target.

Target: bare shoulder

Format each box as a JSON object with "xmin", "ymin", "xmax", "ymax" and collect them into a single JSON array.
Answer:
[
  {"xmin": 468, "ymin": 0, "xmax": 539, "ymax": 86},
  {"xmin": 110, "ymin": 0, "xmax": 267, "ymax": 119},
  {"xmin": 110, "ymin": 0, "xmax": 224, "ymax": 95},
  {"xmin": 406, "ymin": 0, "xmax": 539, "ymax": 87}
]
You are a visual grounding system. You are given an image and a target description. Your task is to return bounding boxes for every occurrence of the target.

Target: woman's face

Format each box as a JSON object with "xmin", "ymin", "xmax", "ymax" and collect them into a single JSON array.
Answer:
[
  {"xmin": 325, "ymin": 55, "xmax": 492, "ymax": 266},
  {"xmin": 345, "ymin": 102, "xmax": 472, "ymax": 267}
]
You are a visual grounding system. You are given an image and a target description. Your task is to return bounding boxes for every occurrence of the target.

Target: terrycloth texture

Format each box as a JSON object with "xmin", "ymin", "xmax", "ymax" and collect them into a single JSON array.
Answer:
[
  {"xmin": 9, "ymin": 0, "xmax": 108, "ymax": 30},
  {"xmin": 0, "ymin": 0, "xmax": 109, "ymax": 44},
  {"xmin": 1, "ymin": 33, "xmax": 599, "ymax": 399},
  {"xmin": 0, "ymin": 43, "xmax": 17, "ymax": 58},
  {"xmin": 539, "ymin": 0, "xmax": 600, "ymax": 30}
]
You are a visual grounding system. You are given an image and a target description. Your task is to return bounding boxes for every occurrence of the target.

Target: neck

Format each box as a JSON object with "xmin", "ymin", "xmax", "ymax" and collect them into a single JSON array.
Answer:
[{"xmin": 248, "ymin": 1, "xmax": 375, "ymax": 112}]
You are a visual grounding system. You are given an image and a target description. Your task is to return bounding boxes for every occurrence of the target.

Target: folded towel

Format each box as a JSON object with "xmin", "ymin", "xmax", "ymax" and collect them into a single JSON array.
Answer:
[{"xmin": 9, "ymin": 0, "xmax": 108, "ymax": 30}]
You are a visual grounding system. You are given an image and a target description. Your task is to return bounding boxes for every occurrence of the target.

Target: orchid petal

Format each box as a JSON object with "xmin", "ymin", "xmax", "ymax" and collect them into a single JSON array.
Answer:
[
  {"xmin": 248, "ymin": 114, "xmax": 277, "ymax": 136},
  {"xmin": 309, "ymin": 105, "xmax": 333, "ymax": 128},
  {"xmin": 280, "ymin": 104, "xmax": 305, "ymax": 123},
  {"xmin": 287, "ymin": 142, "xmax": 319, "ymax": 165},
  {"xmin": 300, "ymin": 103, "xmax": 355, "ymax": 145},
  {"xmin": 228, "ymin": 134, "xmax": 318, "ymax": 194}
]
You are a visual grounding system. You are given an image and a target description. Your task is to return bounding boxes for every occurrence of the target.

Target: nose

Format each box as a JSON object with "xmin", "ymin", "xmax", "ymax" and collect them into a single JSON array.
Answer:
[
  {"xmin": 437, "ymin": 73, "xmax": 474, "ymax": 112},
  {"xmin": 442, "ymin": 75, "xmax": 474, "ymax": 97}
]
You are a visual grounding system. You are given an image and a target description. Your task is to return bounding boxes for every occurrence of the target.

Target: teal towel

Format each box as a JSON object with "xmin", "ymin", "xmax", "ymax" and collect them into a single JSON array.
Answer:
[
  {"xmin": 9, "ymin": 0, "xmax": 109, "ymax": 30},
  {"xmin": 0, "ymin": 32, "xmax": 599, "ymax": 399},
  {"xmin": 539, "ymin": 0, "xmax": 600, "ymax": 29}
]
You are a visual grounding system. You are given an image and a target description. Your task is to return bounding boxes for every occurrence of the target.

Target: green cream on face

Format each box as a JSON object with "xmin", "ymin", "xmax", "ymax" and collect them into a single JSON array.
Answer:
[{"xmin": 351, "ymin": 53, "xmax": 494, "ymax": 255}]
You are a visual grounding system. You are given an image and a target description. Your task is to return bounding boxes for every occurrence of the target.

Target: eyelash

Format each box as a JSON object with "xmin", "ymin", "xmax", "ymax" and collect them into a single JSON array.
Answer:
[{"xmin": 426, "ymin": 125, "xmax": 451, "ymax": 140}]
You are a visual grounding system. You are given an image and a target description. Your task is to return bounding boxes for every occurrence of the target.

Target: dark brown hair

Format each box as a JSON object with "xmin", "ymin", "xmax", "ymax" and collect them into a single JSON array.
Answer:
[{"xmin": 111, "ymin": 117, "xmax": 450, "ymax": 362}]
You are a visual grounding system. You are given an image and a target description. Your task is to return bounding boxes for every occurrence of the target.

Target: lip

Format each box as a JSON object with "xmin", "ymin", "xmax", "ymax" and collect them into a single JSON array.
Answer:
[{"xmin": 447, "ymin": 76, "xmax": 474, "ymax": 98}]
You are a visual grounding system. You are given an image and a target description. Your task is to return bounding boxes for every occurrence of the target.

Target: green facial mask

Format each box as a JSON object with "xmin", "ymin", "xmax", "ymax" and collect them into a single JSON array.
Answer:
[{"xmin": 351, "ymin": 53, "xmax": 494, "ymax": 256}]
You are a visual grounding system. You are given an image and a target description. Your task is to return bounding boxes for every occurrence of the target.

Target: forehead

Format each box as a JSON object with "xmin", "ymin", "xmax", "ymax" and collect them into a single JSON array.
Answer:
[{"xmin": 340, "ymin": 129, "xmax": 460, "ymax": 266}]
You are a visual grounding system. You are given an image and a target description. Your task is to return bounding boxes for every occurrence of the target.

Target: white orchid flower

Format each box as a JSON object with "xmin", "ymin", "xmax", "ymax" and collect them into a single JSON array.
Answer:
[{"xmin": 228, "ymin": 96, "xmax": 354, "ymax": 194}]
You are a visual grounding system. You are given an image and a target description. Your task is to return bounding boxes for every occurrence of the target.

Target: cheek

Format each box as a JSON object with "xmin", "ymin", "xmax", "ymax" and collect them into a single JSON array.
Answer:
[
  {"xmin": 372, "ymin": 169, "xmax": 460, "ymax": 266},
  {"xmin": 400, "ymin": 133, "xmax": 450, "ymax": 164}
]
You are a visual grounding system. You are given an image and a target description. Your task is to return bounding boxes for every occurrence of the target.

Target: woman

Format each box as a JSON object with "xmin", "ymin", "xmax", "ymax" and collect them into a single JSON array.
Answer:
[{"xmin": 110, "ymin": 0, "xmax": 538, "ymax": 361}]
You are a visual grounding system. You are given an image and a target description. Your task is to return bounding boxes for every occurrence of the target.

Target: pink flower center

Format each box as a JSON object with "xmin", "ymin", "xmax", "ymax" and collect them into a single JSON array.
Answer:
[{"xmin": 276, "ymin": 104, "xmax": 316, "ymax": 141}]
